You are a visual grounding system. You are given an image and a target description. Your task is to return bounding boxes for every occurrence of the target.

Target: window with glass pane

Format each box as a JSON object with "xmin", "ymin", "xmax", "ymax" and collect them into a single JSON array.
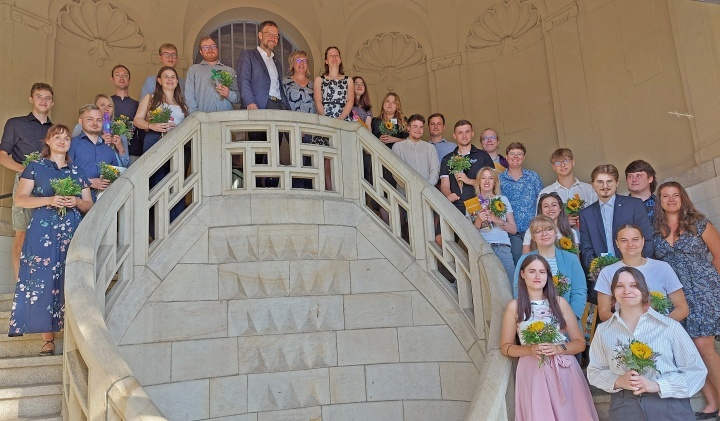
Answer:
[{"xmin": 194, "ymin": 21, "xmax": 298, "ymax": 76}]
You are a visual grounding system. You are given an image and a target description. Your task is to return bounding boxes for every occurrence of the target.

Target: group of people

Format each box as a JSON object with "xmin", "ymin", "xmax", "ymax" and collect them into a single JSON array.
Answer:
[{"xmin": 2, "ymin": 17, "xmax": 719, "ymax": 421}]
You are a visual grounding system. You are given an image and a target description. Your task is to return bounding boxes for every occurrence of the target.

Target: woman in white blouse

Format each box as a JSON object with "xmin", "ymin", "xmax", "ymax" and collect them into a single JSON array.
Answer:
[{"xmin": 588, "ymin": 267, "xmax": 707, "ymax": 420}]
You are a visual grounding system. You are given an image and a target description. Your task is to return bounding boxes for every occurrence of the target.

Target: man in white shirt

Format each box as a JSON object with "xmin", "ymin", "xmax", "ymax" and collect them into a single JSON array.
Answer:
[
  {"xmin": 538, "ymin": 147, "xmax": 597, "ymax": 228},
  {"xmin": 237, "ymin": 20, "xmax": 289, "ymax": 111},
  {"xmin": 392, "ymin": 114, "xmax": 439, "ymax": 184}
]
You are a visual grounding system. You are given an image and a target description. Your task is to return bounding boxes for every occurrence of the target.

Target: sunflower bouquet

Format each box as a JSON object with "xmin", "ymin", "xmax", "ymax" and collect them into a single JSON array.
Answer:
[
  {"xmin": 520, "ymin": 320, "xmax": 564, "ymax": 367},
  {"xmin": 22, "ymin": 151, "xmax": 42, "ymax": 167},
  {"xmin": 99, "ymin": 162, "xmax": 121, "ymax": 183},
  {"xmin": 650, "ymin": 291, "xmax": 673, "ymax": 315},
  {"xmin": 588, "ymin": 255, "xmax": 621, "ymax": 282},
  {"xmin": 613, "ymin": 338, "xmax": 661, "ymax": 376},
  {"xmin": 488, "ymin": 197, "xmax": 507, "ymax": 218},
  {"xmin": 110, "ymin": 114, "xmax": 134, "ymax": 140},
  {"xmin": 553, "ymin": 272, "xmax": 571, "ymax": 296},
  {"xmin": 557, "ymin": 236, "xmax": 579, "ymax": 254},
  {"xmin": 447, "ymin": 155, "xmax": 472, "ymax": 189},
  {"xmin": 379, "ymin": 119, "xmax": 399, "ymax": 136},
  {"xmin": 50, "ymin": 177, "xmax": 82, "ymax": 217},
  {"xmin": 565, "ymin": 193, "xmax": 585, "ymax": 216}
]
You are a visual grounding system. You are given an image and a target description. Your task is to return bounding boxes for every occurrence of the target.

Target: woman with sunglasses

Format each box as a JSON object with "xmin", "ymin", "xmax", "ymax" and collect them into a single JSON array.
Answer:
[
  {"xmin": 513, "ymin": 215, "xmax": 587, "ymax": 322},
  {"xmin": 522, "ymin": 192, "xmax": 579, "ymax": 254}
]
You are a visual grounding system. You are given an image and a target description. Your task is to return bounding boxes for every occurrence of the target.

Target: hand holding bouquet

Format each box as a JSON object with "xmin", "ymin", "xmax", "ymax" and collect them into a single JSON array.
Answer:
[
  {"xmin": 211, "ymin": 69, "xmax": 233, "ymax": 87},
  {"xmin": 379, "ymin": 119, "xmax": 398, "ymax": 136},
  {"xmin": 520, "ymin": 320, "xmax": 564, "ymax": 367},
  {"xmin": 447, "ymin": 155, "xmax": 472, "ymax": 189},
  {"xmin": 110, "ymin": 115, "xmax": 134, "ymax": 140},
  {"xmin": 148, "ymin": 106, "xmax": 172, "ymax": 124},
  {"xmin": 614, "ymin": 338, "xmax": 661, "ymax": 395},
  {"xmin": 50, "ymin": 177, "xmax": 82, "ymax": 217},
  {"xmin": 99, "ymin": 162, "xmax": 121, "ymax": 183}
]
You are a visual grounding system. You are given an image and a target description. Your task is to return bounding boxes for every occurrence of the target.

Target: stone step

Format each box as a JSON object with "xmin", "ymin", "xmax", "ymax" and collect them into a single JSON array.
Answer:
[
  {"xmin": 4, "ymin": 416, "xmax": 62, "ymax": 421},
  {"xmin": 0, "ymin": 383, "xmax": 62, "ymax": 419},
  {"xmin": 0, "ymin": 294, "xmax": 12, "ymax": 313},
  {"xmin": 0, "ymin": 355, "xmax": 63, "ymax": 388},
  {"xmin": 0, "ymin": 334, "xmax": 64, "ymax": 358}
]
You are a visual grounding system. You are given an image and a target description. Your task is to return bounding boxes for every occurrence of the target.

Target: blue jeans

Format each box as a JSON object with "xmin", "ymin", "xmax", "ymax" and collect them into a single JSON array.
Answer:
[
  {"xmin": 508, "ymin": 231, "xmax": 525, "ymax": 265},
  {"xmin": 491, "ymin": 243, "xmax": 516, "ymax": 289}
]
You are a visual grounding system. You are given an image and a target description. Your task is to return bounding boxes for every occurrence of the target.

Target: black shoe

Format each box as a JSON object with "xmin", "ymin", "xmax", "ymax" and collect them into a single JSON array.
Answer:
[
  {"xmin": 695, "ymin": 410, "xmax": 719, "ymax": 420},
  {"xmin": 38, "ymin": 339, "xmax": 55, "ymax": 356}
]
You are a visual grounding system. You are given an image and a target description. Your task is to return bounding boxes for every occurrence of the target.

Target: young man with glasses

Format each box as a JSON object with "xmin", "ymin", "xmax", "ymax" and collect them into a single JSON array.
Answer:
[
  {"xmin": 498, "ymin": 142, "xmax": 543, "ymax": 263},
  {"xmin": 480, "ymin": 128, "xmax": 507, "ymax": 172},
  {"xmin": 538, "ymin": 148, "xmax": 597, "ymax": 229},
  {"xmin": 237, "ymin": 20, "xmax": 289, "ymax": 111},
  {"xmin": 141, "ymin": 44, "xmax": 185, "ymax": 98},
  {"xmin": 185, "ymin": 36, "xmax": 240, "ymax": 113}
]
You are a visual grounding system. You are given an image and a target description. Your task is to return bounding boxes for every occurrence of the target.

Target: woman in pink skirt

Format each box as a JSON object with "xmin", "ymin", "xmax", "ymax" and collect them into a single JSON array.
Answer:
[{"xmin": 500, "ymin": 254, "xmax": 599, "ymax": 420}]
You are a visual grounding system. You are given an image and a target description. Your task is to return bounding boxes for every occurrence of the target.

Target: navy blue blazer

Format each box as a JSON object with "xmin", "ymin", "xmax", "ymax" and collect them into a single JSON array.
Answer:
[
  {"xmin": 579, "ymin": 194, "xmax": 654, "ymax": 270},
  {"xmin": 237, "ymin": 49, "xmax": 289, "ymax": 109}
]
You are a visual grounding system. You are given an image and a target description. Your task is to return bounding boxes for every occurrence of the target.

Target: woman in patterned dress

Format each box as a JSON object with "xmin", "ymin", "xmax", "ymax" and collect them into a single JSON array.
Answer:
[
  {"xmin": 653, "ymin": 181, "xmax": 720, "ymax": 419},
  {"xmin": 283, "ymin": 50, "xmax": 315, "ymax": 114},
  {"xmin": 8, "ymin": 124, "xmax": 93, "ymax": 355},
  {"xmin": 314, "ymin": 46, "xmax": 354, "ymax": 122}
]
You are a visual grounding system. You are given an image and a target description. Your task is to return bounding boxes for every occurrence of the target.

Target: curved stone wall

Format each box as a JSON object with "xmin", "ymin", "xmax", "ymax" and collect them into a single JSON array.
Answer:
[{"xmin": 107, "ymin": 195, "xmax": 481, "ymax": 421}]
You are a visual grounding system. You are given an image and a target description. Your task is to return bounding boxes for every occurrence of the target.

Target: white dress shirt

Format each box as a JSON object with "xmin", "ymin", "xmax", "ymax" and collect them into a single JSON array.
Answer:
[
  {"xmin": 588, "ymin": 308, "xmax": 707, "ymax": 399},
  {"xmin": 257, "ymin": 46, "xmax": 282, "ymax": 99},
  {"xmin": 392, "ymin": 138, "xmax": 440, "ymax": 185},
  {"xmin": 538, "ymin": 178, "xmax": 598, "ymax": 206}
]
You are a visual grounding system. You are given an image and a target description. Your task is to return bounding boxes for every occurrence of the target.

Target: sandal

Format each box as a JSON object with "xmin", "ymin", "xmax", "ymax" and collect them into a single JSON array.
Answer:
[{"xmin": 39, "ymin": 339, "xmax": 55, "ymax": 356}]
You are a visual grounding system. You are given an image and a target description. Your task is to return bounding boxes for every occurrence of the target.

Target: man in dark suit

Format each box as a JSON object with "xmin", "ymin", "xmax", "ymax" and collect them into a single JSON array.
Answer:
[
  {"xmin": 237, "ymin": 20, "xmax": 289, "ymax": 111},
  {"xmin": 579, "ymin": 163, "xmax": 654, "ymax": 272}
]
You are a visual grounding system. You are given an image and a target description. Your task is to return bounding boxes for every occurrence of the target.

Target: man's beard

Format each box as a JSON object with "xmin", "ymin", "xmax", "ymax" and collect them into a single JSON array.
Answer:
[{"xmin": 85, "ymin": 127, "xmax": 102, "ymax": 136}]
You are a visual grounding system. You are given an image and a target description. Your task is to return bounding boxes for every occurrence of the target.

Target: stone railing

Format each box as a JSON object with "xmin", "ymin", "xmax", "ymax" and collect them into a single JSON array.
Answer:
[{"xmin": 63, "ymin": 110, "xmax": 512, "ymax": 420}]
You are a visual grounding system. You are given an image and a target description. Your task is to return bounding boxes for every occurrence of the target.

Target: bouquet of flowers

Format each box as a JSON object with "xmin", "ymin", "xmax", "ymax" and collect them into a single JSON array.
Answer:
[
  {"xmin": 565, "ymin": 193, "xmax": 585, "ymax": 216},
  {"xmin": 22, "ymin": 152, "xmax": 42, "ymax": 167},
  {"xmin": 379, "ymin": 119, "xmax": 398, "ymax": 136},
  {"xmin": 99, "ymin": 162, "xmax": 121, "ymax": 183},
  {"xmin": 50, "ymin": 177, "xmax": 82, "ymax": 217},
  {"xmin": 557, "ymin": 236, "xmax": 579, "ymax": 254},
  {"xmin": 110, "ymin": 114, "xmax": 134, "ymax": 140},
  {"xmin": 650, "ymin": 291, "xmax": 673, "ymax": 315},
  {"xmin": 613, "ymin": 338, "xmax": 661, "ymax": 376},
  {"xmin": 520, "ymin": 320, "xmax": 564, "ymax": 367},
  {"xmin": 211, "ymin": 69, "xmax": 233, "ymax": 88},
  {"xmin": 588, "ymin": 255, "xmax": 621, "ymax": 282},
  {"xmin": 447, "ymin": 155, "xmax": 472, "ymax": 189},
  {"xmin": 148, "ymin": 106, "xmax": 172, "ymax": 124},
  {"xmin": 553, "ymin": 272, "xmax": 571, "ymax": 296}
]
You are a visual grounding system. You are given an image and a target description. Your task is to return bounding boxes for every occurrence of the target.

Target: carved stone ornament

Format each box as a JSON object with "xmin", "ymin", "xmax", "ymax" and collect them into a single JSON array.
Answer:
[
  {"xmin": 466, "ymin": 0, "xmax": 540, "ymax": 53},
  {"xmin": 59, "ymin": 0, "xmax": 145, "ymax": 59},
  {"xmin": 353, "ymin": 32, "xmax": 426, "ymax": 81}
]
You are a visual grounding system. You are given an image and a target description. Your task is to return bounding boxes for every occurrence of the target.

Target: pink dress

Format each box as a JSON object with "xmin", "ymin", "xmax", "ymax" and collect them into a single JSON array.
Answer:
[{"xmin": 515, "ymin": 300, "xmax": 599, "ymax": 421}]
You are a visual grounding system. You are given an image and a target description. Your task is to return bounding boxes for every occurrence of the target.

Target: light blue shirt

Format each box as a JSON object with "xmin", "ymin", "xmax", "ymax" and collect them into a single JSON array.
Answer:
[
  {"xmin": 600, "ymin": 195, "xmax": 616, "ymax": 255},
  {"xmin": 499, "ymin": 169, "xmax": 543, "ymax": 232},
  {"xmin": 430, "ymin": 138, "xmax": 457, "ymax": 165},
  {"xmin": 185, "ymin": 60, "xmax": 239, "ymax": 113}
]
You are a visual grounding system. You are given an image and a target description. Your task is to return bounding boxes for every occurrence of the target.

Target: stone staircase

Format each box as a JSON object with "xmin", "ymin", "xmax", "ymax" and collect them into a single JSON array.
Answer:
[{"xmin": 0, "ymin": 293, "xmax": 63, "ymax": 420}]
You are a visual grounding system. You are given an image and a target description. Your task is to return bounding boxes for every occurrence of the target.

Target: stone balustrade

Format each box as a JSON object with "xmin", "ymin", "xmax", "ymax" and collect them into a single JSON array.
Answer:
[{"xmin": 63, "ymin": 110, "xmax": 512, "ymax": 420}]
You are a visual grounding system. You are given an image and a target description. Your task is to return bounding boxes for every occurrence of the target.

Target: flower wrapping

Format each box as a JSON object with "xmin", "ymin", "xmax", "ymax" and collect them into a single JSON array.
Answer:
[{"xmin": 210, "ymin": 69, "xmax": 233, "ymax": 87}]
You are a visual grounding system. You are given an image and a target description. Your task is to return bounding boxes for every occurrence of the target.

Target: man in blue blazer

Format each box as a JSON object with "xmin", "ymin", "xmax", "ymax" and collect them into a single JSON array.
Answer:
[
  {"xmin": 237, "ymin": 20, "xmax": 289, "ymax": 111},
  {"xmin": 579, "ymin": 164, "xmax": 653, "ymax": 289}
]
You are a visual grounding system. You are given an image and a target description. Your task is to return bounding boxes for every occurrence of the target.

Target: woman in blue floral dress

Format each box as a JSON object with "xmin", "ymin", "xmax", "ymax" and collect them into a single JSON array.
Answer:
[
  {"xmin": 8, "ymin": 124, "xmax": 93, "ymax": 356},
  {"xmin": 653, "ymin": 181, "xmax": 720, "ymax": 419}
]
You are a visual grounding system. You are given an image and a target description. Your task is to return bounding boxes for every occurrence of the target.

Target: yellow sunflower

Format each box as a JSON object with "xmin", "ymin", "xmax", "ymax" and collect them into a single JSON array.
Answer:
[
  {"xmin": 552, "ymin": 275, "xmax": 560, "ymax": 286},
  {"xmin": 650, "ymin": 291, "xmax": 665, "ymax": 300},
  {"xmin": 629, "ymin": 341, "xmax": 653, "ymax": 359},
  {"xmin": 493, "ymin": 200, "xmax": 506, "ymax": 213},
  {"xmin": 384, "ymin": 121, "xmax": 394, "ymax": 130},
  {"xmin": 558, "ymin": 237, "xmax": 573, "ymax": 250},
  {"xmin": 567, "ymin": 199, "xmax": 581, "ymax": 212},
  {"xmin": 527, "ymin": 321, "xmax": 545, "ymax": 333}
]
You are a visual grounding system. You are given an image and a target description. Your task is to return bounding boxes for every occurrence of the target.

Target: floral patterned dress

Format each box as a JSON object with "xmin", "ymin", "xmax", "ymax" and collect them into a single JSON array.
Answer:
[
  {"xmin": 654, "ymin": 219, "xmax": 720, "ymax": 338},
  {"xmin": 320, "ymin": 75, "xmax": 351, "ymax": 121},
  {"xmin": 8, "ymin": 159, "xmax": 89, "ymax": 336}
]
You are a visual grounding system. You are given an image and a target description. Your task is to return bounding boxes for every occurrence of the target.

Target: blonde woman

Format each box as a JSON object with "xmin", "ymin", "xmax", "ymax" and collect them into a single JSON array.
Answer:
[{"xmin": 371, "ymin": 92, "xmax": 408, "ymax": 147}]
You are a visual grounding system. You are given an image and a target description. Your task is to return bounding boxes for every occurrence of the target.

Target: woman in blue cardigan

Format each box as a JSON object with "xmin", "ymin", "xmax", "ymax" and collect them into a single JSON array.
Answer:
[{"xmin": 513, "ymin": 215, "xmax": 587, "ymax": 321}]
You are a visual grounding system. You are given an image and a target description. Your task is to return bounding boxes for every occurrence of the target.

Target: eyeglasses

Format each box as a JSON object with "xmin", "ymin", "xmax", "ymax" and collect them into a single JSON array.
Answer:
[
  {"xmin": 200, "ymin": 45, "xmax": 218, "ymax": 51},
  {"xmin": 262, "ymin": 32, "xmax": 279, "ymax": 39},
  {"xmin": 553, "ymin": 159, "xmax": 571, "ymax": 167},
  {"xmin": 533, "ymin": 228, "xmax": 555, "ymax": 235},
  {"xmin": 481, "ymin": 135, "xmax": 498, "ymax": 141},
  {"xmin": 161, "ymin": 52, "xmax": 179, "ymax": 59},
  {"xmin": 113, "ymin": 73, "xmax": 129, "ymax": 79},
  {"xmin": 294, "ymin": 58, "xmax": 308, "ymax": 64}
]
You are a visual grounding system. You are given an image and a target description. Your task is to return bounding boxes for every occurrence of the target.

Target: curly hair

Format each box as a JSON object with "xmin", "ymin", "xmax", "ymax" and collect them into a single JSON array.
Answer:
[{"xmin": 654, "ymin": 181, "xmax": 705, "ymax": 237}]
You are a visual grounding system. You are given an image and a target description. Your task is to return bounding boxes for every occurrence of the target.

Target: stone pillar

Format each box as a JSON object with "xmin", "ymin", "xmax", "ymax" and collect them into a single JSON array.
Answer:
[{"xmin": 542, "ymin": 3, "xmax": 600, "ymax": 176}]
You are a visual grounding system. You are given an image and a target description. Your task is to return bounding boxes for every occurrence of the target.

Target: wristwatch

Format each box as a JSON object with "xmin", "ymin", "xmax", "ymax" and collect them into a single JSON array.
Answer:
[{"xmin": 560, "ymin": 343, "xmax": 567, "ymax": 353}]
